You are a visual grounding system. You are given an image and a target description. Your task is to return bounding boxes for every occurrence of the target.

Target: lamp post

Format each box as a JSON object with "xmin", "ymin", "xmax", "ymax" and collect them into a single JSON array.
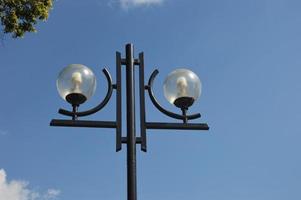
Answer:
[{"xmin": 50, "ymin": 43, "xmax": 209, "ymax": 200}]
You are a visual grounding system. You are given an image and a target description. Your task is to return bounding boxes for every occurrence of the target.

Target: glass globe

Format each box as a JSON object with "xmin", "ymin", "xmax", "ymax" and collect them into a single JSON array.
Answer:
[
  {"xmin": 163, "ymin": 68, "xmax": 201, "ymax": 109},
  {"xmin": 57, "ymin": 64, "xmax": 96, "ymax": 105}
]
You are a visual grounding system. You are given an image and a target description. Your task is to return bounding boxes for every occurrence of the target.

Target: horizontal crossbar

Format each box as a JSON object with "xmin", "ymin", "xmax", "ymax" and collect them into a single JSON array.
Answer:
[
  {"xmin": 50, "ymin": 119, "xmax": 117, "ymax": 128},
  {"xmin": 145, "ymin": 122, "xmax": 209, "ymax": 130},
  {"xmin": 50, "ymin": 120, "xmax": 209, "ymax": 131}
]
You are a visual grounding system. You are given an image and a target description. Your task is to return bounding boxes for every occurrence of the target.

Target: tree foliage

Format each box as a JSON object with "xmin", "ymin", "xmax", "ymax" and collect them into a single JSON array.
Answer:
[{"xmin": 0, "ymin": 0, "xmax": 52, "ymax": 38}]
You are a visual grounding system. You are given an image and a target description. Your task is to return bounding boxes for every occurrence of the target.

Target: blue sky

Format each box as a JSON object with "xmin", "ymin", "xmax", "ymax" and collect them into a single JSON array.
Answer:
[{"xmin": 1, "ymin": 0, "xmax": 301, "ymax": 199}]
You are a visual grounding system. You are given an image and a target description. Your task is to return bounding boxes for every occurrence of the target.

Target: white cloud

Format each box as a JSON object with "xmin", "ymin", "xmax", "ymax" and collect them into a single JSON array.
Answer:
[
  {"xmin": 118, "ymin": 0, "xmax": 164, "ymax": 9},
  {"xmin": 0, "ymin": 169, "xmax": 60, "ymax": 200},
  {"xmin": 43, "ymin": 189, "xmax": 60, "ymax": 200}
]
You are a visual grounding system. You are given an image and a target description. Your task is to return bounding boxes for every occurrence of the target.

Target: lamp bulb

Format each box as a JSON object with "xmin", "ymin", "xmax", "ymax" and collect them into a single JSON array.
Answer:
[
  {"xmin": 176, "ymin": 76, "xmax": 188, "ymax": 97},
  {"xmin": 71, "ymin": 72, "xmax": 83, "ymax": 93}
]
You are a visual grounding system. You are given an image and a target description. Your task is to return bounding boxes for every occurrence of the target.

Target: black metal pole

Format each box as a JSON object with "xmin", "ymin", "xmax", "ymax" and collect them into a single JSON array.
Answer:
[
  {"xmin": 125, "ymin": 43, "xmax": 137, "ymax": 200},
  {"xmin": 50, "ymin": 43, "xmax": 209, "ymax": 200}
]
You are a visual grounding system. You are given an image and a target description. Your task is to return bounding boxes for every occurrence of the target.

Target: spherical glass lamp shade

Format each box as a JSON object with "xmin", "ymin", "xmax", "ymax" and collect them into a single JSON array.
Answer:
[
  {"xmin": 163, "ymin": 68, "xmax": 201, "ymax": 109},
  {"xmin": 56, "ymin": 64, "xmax": 96, "ymax": 105}
]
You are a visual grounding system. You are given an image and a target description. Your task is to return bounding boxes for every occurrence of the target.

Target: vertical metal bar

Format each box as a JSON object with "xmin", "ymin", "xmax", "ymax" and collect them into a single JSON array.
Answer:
[
  {"xmin": 72, "ymin": 105, "xmax": 78, "ymax": 120},
  {"xmin": 181, "ymin": 108, "xmax": 188, "ymax": 124},
  {"xmin": 125, "ymin": 43, "xmax": 137, "ymax": 200},
  {"xmin": 116, "ymin": 52, "xmax": 122, "ymax": 152},
  {"xmin": 139, "ymin": 52, "xmax": 147, "ymax": 152}
]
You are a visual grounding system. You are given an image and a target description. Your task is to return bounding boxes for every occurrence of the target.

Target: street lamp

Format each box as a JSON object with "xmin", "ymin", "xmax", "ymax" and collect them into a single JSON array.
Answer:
[
  {"xmin": 50, "ymin": 44, "xmax": 209, "ymax": 200},
  {"xmin": 56, "ymin": 64, "xmax": 97, "ymax": 118}
]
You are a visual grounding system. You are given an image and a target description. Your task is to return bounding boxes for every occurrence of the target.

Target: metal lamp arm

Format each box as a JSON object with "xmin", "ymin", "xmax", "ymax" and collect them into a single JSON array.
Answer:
[
  {"xmin": 146, "ymin": 69, "xmax": 201, "ymax": 121},
  {"xmin": 58, "ymin": 68, "xmax": 114, "ymax": 117}
]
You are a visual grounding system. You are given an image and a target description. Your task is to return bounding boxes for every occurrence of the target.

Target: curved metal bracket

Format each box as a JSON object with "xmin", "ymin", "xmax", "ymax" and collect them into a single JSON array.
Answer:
[
  {"xmin": 146, "ymin": 69, "xmax": 201, "ymax": 121},
  {"xmin": 58, "ymin": 68, "xmax": 114, "ymax": 117}
]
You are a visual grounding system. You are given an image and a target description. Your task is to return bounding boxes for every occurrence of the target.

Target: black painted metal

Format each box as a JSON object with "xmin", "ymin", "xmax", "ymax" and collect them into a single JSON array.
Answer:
[
  {"xmin": 116, "ymin": 52, "xmax": 122, "ymax": 152},
  {"xmin": 139, "ymin": 52, "xmax": 147, "ymax": 152},
  {"xmin": 50, "ymin": 43, "xmax": 209, "ymax": 200},
  {"xmin": 174, "ymin": 96, "xmax": 195, "ymax": 109},
  {"xmin": 181, "ymin": 108, "xmax": 188, "ymax": 123},
  {"xmin": 147, "ymin": 69, "xmax": 201, "ymax": 121},
  {"xmin": 125, "ymin": 44, "xmax": 137, "ymax": 200},
  {"xmin": 146, "ymin": 122, "xmax": 209, "ymax": 130},
  {"xmin": 58, "ymin": 68, "xmax": 114, "ymax": 117},
  {"xmin": 72, "ymin": 105, "xmax": 78, "ymax": 120},
  {"xmin": 66, "ymin": 93, "xmax": 87, "ymax": 106},
  {"xmin": 50, "ymin": 119, "xmax": 117, "ymax": 128}
]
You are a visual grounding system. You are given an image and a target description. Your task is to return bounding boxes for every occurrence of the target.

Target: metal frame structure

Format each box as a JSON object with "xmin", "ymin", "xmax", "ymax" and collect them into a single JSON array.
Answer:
[{"xmin": 50, "ymin": 43, "xmax": 209, "ymax": 200}]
